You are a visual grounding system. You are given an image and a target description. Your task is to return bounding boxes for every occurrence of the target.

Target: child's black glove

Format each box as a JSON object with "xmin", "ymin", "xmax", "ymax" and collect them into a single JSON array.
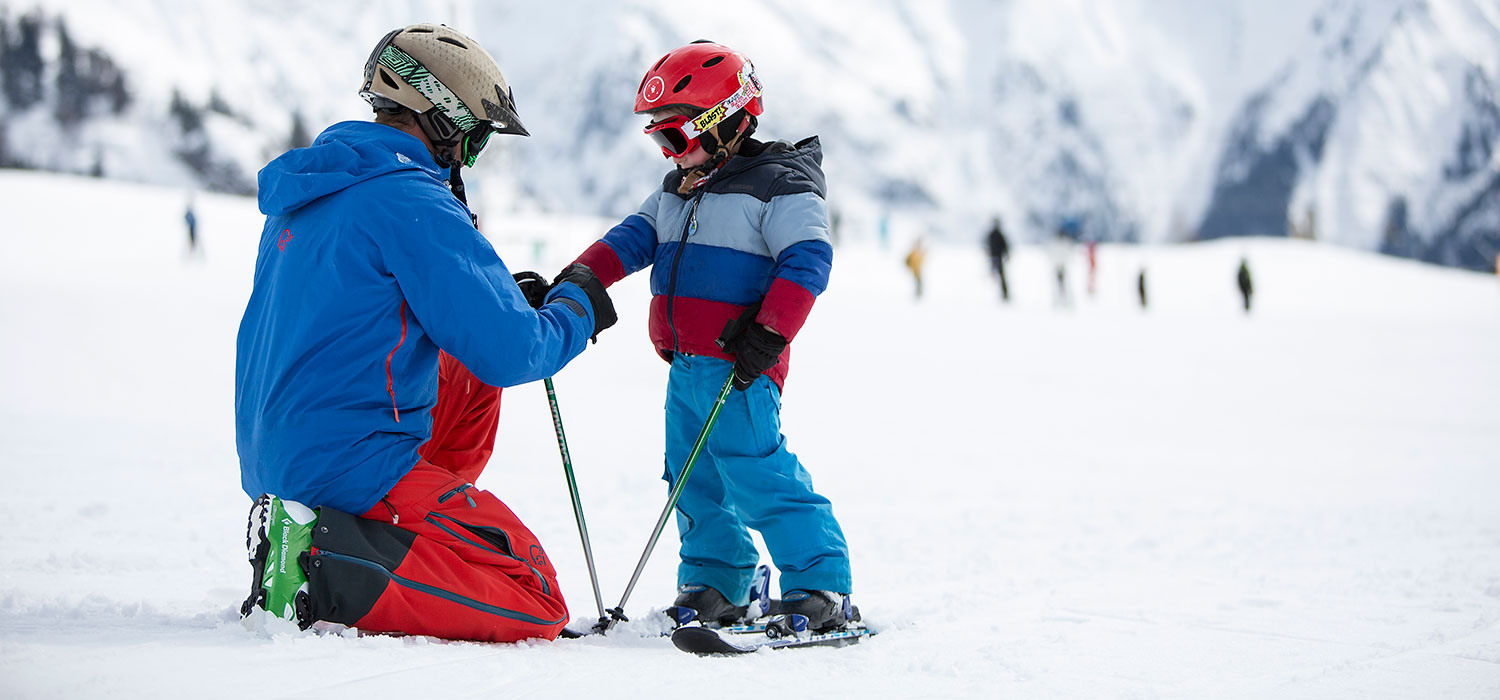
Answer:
[
  {"xmin": 512, "ymin": 271, "xmax": 551, "ymax": 309},
  {"xmin": 716, "ymin": 303, "xmax": 786, "ymax": 391},
  {"xmin": 552, "ymin": 263, "xmax": 618, "ymax": 341}
]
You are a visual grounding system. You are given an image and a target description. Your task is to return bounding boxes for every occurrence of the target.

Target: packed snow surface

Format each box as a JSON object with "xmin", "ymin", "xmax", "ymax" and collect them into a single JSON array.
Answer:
[{"xmin": 1, "ymin": 171, "xmax": 1498, "ymax": 698}]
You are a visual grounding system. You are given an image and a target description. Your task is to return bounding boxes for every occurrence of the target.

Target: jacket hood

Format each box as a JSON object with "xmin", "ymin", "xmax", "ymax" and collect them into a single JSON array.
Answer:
[
  {"xmin": 728, "ymin": 136, "xmax": 821, "ymax": 174},
  {"xmin": 257, "ymin": 121, "xmax": 446, "ymax": 216},
  {"xmin": 665, "ymin": 136, "xmax": 825, "ymax": 198},
  {"xmin": 724, "ymin": 136, "xmax": 822, "ymax": 187}
]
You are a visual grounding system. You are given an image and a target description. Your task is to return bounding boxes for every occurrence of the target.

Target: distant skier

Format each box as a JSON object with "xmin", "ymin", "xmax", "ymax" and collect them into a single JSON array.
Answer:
[
  {"xmin": 184, "ymin": 200, "xmax": 199, "ymax": 257},
  {"xmin": 1085, "ymin": 238, "xmax": 1098, "ymax": 296},
  {"xmin": 1049, "ymin": 224, "xmax": 1075, "ymax": 308},
  {"xmin": 1137, "ymin": 267, "xmax": 1148, "ymax": 309},
  {"xmin": 985, "ymin": 217, "xmax": 1010, "ymax": 302},
  {"xmin": 906, "ymin": 236, "xmax": 927, "ymax": 299},
  {"xmin": 559, "ymin": 41, "xmax": 855, "ymax": 632},
  {"xmin": 1237, "ymin": 257, "xmax": 1254, "ymax": 312},
  {"xmin": 235, "ymin": 24, "xmax": 616, "ymax": 643}
]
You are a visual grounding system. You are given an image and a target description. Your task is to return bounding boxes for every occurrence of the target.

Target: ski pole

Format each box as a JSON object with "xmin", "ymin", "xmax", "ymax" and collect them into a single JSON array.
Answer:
[
  {"xmin": 597, "ymin": 372, "xmax": 735, "ymax": 633},
  {"xmin": 544, "ymin": 377, "xmax": 608, "ymax": 629}
]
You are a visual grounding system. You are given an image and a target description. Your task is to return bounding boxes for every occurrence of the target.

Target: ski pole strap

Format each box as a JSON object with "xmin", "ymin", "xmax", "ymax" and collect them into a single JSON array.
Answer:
[{"xmin": 607, "ymin": 373, "xmax": 735, "ymax": 626}]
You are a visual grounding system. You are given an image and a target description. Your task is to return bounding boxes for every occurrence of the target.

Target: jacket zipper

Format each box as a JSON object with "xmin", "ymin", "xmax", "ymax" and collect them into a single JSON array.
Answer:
[
  {"xmin": 425, "ymin": 513, "xmax": 551, "ymax": 596},
  {"xmin": 666, "ymin": 193, "xmax": 705, "ymax": 354},
  {"xmin": 385, "ymin": 301, "xmax": 409, "ymax": 422},
  {"xmin": 437, "ymin": 483, "xmax": 477, "ymax": 508}
]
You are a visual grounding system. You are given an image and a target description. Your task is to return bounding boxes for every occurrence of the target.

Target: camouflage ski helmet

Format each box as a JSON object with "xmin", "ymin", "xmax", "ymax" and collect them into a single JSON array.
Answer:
[{"xmin": 359, "ymin": 23, "xmax": 527, "ymax": 166}]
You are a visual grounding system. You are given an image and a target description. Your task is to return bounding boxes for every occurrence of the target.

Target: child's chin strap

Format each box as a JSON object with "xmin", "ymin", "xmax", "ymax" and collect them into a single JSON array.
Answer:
[{"xmin": 677, "ymin": 114, "xmax": 754, "ymax": 195}]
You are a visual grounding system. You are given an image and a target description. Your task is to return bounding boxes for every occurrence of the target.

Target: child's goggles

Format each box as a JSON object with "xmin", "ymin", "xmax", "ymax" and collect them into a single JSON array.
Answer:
[
  {"xmin": 644, "ymin": 115, "xmax": 700, "ymax": 158},
  {"xmin": 643, "ymin": 63, "xmax": 762, "ymax": 158}
]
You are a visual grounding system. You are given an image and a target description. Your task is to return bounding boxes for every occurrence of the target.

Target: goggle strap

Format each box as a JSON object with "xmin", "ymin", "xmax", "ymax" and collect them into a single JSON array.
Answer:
[
  {"xmin": 684, "ymin": 63, "xmax": 760, "ymax": 138},
  {"xmin": 361, "ymin": 29, "xmax": 403, "ymax": 94},
  {"xmin": 377, "ymin": 44, "xmax": 482, "ymax": 134}
]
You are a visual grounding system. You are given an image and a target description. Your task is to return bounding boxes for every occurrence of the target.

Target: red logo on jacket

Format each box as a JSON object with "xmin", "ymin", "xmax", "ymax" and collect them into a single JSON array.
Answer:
[{"xmin": 277, "ymin": 228, "xmax": 293, "ymax": 252}]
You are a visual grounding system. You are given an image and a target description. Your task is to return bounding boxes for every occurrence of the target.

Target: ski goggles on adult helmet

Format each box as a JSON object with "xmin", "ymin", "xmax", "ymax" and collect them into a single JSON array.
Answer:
[
  {"xmin": 459, "ymin": 126, "xmax": 494, "ymax": 167},
  {"xmin": 643, "ymin": 62, "xmax": 762, "ymax": 158},
  {"xmin": 416, "ymin": 109, "xmax": 499, "ymax": 168}
]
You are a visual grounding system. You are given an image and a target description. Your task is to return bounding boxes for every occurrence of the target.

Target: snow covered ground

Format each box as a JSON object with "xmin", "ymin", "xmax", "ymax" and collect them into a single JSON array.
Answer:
[{"xmin": 1, "ymin": 170, "xmax": 1498, "ymax": 698}]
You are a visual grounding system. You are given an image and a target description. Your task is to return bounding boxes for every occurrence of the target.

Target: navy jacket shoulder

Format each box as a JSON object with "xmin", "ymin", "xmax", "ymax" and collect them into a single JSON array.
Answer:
[{"xmin": 661, "ymin": 136, "xmax": 827, "ymax": 202}]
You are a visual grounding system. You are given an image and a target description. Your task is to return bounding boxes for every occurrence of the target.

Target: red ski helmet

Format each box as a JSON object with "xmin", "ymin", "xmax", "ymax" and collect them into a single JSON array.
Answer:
[
  {"xmin": 635, "ymin": 41, "xmax": 763, "ymax": 116},
  {"xmin": 636, "ymin": 41, "xmax": 763, "ymax": 157}
]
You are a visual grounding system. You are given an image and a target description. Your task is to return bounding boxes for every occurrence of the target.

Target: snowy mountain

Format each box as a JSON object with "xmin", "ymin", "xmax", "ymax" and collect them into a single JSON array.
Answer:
[
  {"xmin": 1, "ymin": 0, "xmax": 1497, "ymax": 269},
  {"xmin": 1198, "ymin": 0, "xmax": 1500, "ymax": 270}
]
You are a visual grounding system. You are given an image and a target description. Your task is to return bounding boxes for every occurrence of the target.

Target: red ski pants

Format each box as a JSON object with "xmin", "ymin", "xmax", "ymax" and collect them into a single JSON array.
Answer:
[{"xmin": 306, "ymin": 353, "xmax": 568, "ymax": 642}]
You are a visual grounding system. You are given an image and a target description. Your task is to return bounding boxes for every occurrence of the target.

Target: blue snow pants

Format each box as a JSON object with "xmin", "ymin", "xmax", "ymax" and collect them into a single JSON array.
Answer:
[{"xmin": 664, "ymin": 354, "xmax": 851, "ymax": 605}]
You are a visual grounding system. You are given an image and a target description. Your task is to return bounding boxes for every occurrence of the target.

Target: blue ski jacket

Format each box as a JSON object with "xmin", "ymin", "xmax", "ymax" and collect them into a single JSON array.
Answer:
[{"xmin": 236, "ymin": 121, "xmax": 596, "ymax": 514}]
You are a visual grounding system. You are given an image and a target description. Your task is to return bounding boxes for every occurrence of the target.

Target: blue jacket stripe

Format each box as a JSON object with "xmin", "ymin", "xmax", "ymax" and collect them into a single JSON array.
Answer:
[
  {"xmin": 679, "ymin": 192, "xmax": 774, "ymax": 256},
  {"xmin": 774, "ymin": 239, "xmax": 833, "ymax": 296},
  {"xmin": 600, "ymin": 213, "xmax": 657, "ymax": 276},
  {"xmin": 761, "ymin": 191, "xmax": 831, "ymax": 260},
  {"xmin": 648, "ymin": 242, "xmax": 775, "ymax": 306}
]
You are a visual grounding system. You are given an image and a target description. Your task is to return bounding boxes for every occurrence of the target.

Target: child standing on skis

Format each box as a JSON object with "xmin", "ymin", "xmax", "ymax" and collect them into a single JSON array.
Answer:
[{"xmin": 564, "ymin": 40, "xmax": 855, "ymax": 630}]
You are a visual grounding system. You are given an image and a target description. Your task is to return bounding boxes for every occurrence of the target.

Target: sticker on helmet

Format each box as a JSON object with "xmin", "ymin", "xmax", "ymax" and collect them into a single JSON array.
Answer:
[
  {"xmin": 691, "ymin": 103, "xmax": 729, "ymax": 134},
  {"xmin": 643, "ymin": 76, "xmax": 666, "ymax": 103},
  {"xmin": 687, "ymin": 62, "xmax": 761, "ymax": 135}
]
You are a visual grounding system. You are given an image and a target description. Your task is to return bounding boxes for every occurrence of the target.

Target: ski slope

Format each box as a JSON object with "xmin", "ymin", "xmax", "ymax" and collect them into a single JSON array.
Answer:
[{"xmin": 1, "ymin": 171, "xmax": 1498, "ymax": 698}]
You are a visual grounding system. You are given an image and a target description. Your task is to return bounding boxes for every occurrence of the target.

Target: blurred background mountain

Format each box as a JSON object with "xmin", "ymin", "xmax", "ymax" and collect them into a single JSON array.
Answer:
[{"xmin": 1, "ymin": 0, "xmax": 1497, "ymax": 270}]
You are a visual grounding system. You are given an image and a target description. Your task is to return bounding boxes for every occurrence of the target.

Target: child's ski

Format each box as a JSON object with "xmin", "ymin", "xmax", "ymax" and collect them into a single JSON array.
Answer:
[{"xmin": 671, "ymin": 617, "xmax": 875, "ymax": 655}]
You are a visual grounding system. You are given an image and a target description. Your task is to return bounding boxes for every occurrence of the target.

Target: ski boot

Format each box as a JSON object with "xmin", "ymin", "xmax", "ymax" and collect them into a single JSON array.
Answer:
[
  {"xmin": 666, "ymin": 583, "xmax": 747, "ymax": 628},
  {"xmin": 240, "ymin": 494, "xmax": 318, "ymax": 628},
  {"xmin": 778, "ymin": 590, "xmax": 859, "ymax": 633}
]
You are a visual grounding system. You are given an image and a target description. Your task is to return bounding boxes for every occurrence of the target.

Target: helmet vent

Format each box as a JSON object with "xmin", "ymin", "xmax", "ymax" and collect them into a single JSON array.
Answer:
[
  {"xmin": 701, "ymin": 56, "xmax": 724, "ymax": 68},
  {"xmin": 653, "ymin": 56, "xmax": 669, "ymax": 71},
  {"xmin": 437, "ymin": 37, "xmax": 467, "ymax": 48},
  {"xmin": 408, "ymin": 27, "xmax": 434, "ymax": 33},
  {"xmin": 379, "ymin": 67, "xmax": 400, "ymax": 89},
  {"xmin": 673, "ymin": 75, "xmax": 692, "ymax": 93}
]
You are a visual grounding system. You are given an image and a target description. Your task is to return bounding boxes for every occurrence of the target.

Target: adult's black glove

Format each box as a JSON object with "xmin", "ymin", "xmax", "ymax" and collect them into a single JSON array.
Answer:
[
  {"xmin": 716, "ymin": 303, "xmax": 786, "ymax": 391},
  {"xmin": 512, "ymin": 271, "xmax": 551, "ymax": 309},
  {"xmin": 552, "ymin": 263, "xmax": 617, "ymax": 340}
]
